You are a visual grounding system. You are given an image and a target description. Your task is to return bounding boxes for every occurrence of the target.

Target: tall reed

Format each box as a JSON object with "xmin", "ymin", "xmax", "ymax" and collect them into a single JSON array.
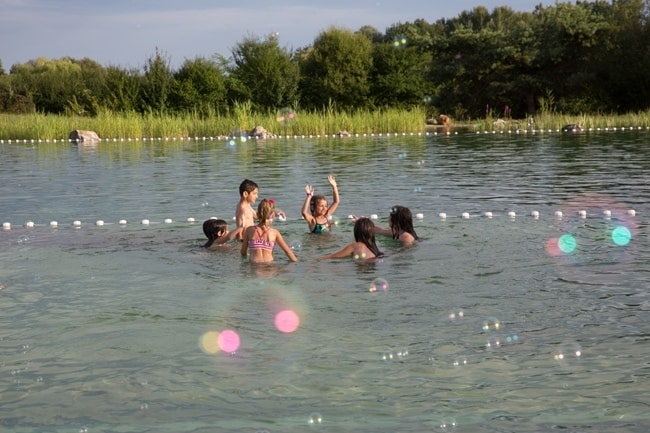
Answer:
[{"xmin": 1, "ymin": 108, "xmax": 649, "ymax": 141}]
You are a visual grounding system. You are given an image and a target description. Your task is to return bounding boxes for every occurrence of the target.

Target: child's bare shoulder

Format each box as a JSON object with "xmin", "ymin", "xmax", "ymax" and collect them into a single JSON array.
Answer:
[{"xmin": 236, "ymin": 201, "xmax": 249, "ymax": 213}]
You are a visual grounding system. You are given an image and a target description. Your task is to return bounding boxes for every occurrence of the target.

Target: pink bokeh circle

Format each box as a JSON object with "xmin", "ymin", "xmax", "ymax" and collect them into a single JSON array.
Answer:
[
  {"xmin": 275, "ymin": 310, "xmax": 300, "ymax": 333},
  {"xmin": 218, "ymin": 329, "xmax": 240, "ymax": 353}
]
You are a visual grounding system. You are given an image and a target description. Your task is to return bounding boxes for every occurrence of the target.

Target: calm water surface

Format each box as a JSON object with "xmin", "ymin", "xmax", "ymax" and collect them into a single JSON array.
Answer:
[{"xmin": 1, "ymin": 132, "xmax": 649, "ymax": 432}]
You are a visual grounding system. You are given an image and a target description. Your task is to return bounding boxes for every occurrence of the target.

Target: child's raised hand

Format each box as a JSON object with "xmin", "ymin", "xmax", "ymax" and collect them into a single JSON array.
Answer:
[
  {"xmin": 327, "ymin": 175, "xmax": 337, "ymax": 188},
  {"xmin": 305, "ymin": 184, "xmax": 314, "ymax": 195}
]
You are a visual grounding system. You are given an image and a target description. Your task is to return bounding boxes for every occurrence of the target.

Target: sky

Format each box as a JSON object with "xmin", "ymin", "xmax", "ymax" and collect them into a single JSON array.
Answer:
[{"xmin": 1, "ymin": 0, "xmax": 557, "ymax": 71}]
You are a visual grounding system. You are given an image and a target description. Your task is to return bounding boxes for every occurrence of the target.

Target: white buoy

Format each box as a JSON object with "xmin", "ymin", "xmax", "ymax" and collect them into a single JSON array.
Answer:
[
  {"xmin": 347, "ymin": 215, "xmax": 355, "ymax": 220},
  {"xmin": 73, "ymin": 220, "xmax": 81, "ymax": 227},
  {"xmin": 578, "ymin": 210, "xmax": 587, "ymax": 218},
  {"xmin": 627, "ymin": 209, "xmax": 636, "ymax": 216},
  {"xmin": 603, "ymin": 209, "xmax": 612, "ymax": 218},
  {"xmin": 484, "ymin": 211, "xmax": 493, "ymax": 218},
  {"xmin": 50, "ymin": 221, "xmax": 58, "ymax": 227},
  {"xmin": 164, "ymin": 218, "xmax": 172, "ymax": 224},
  {"xmin": 277, "ymin": 214, "xmax": 286, "ymax": 222},
  {"xmin": 187, "ymin": 217, "xmax": 195, "ymax": 223},
  {"xmin": 96, "ymin": 220, "xmax": 104, "ymax": 226},
  {"xmin": 555, "ymin": 211, "xmax": 563, "ymax": 218},
  {"xmin": 119, "ymin": 219, "xmax": 127, "ymax": 225},
  {"xmin": 370, "ymin": 214, "xmax": 378, "ymax": 220},
  {"xmin": 531, "ymin": 211, "xmax": 540, "ymax": 219},
  {"xmin": 2, "ymin": 222, "xmax": 10, "ymax": 230},
  {"xmin": 508, "ymin": 211, "xmax": 516, "ymax": 218},
  {"xmin": 462, "ymin": 212, "xmax": 470, "ymax": 219},
  {"xmin": 25, "ymin": 221, "xmax": 35, "ymax": 228},
  {"xmin": 141, "ymin": 219, "xmax": 150, "ymax": 225},
  {"xmin": 438, "ymin": 212, "xmax": 446, "ymax": 220},
  {"xmin": 416, "ymin": 213, "xmax": 424, "ymax": 220}
]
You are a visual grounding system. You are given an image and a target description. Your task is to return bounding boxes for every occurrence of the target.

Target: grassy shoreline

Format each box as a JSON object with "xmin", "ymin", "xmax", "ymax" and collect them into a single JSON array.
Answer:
[{"xmin": 1, "ymin": 109, "xmax": 650, "ymax": 141}]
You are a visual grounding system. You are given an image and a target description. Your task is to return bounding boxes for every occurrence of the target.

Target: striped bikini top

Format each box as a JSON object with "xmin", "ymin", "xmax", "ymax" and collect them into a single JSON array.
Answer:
[{"xmin": 247, "ymin": 226, "xmax": 274, "ymax": 251}]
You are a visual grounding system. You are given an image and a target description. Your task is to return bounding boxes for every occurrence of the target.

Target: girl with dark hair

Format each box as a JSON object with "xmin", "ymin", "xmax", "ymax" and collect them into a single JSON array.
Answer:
[
  {"xmin": 319, "ymin": 217, "xmax": 383, "ymax": 260},
  {"xmin": 375, "ymin": 205, "xmax": 419, "ymax": 245},
  {"xmin": 202, "ymin": 218, "xmax": 241, "ymax": 248}
]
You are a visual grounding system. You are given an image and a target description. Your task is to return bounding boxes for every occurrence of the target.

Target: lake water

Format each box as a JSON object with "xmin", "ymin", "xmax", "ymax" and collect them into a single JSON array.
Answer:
[{"xmin": 1, "ymin": 131, "xmax": 649, "ymax": 433}]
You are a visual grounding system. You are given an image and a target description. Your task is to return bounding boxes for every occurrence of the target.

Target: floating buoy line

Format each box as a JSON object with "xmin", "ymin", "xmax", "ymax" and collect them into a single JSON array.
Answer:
[
  {"xmin": 1, "ymin": 209, "xmax": 638, "ymax": 232},
  {"xmin": 1, "ymin": 125, "xmax": 649, "ymax": 144}
]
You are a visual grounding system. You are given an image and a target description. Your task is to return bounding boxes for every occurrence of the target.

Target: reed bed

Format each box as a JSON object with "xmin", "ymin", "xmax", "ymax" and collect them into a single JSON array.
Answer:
[
  {"xmin": 472, "ymin": 111, "xmax": 650, "ymax": 132},
  {"xmin": 1, "ymin": 109, "xmax": 650, "ymax": 141}
]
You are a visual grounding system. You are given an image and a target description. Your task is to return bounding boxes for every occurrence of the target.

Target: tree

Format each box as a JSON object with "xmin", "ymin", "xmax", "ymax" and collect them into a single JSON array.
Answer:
[
  {"xmin": 532, "ymin": 2, "xmax": 612, "ymax": 113},
  {"xmin": 427, "ymin": 6, "xmax": 542, "ymax": 118},
  {"xmin": 596, "ymin": 0, "xmax": 650, "ymax": 111},
  {"xmin": 356, "ymin": 25, "xmax": 383, "ymax": 44},
  {"xmin": 299, "ymin": 27, "xmax": 373, "ymax": 110},
  {"xmin": 371, "ymin": 43, "xmax": 433, "ymax": 108},
  {"xmin": 9, "ymin": 57, "xmax": 85, "ymax": 114},
  {"xmin": 102, "ymin": 65, "xmax": 141, "ymax": 112},
  {"xmin": 226, "ymin": 33, "xmax": 299, "ymax": 112},
  {"xmin": 172, "ymin": 57, "xmax": 227, "ymax": 115},
  {"xmin": 69, "ymin": 57, "xmax": 106, "ymax": 116},
  {"xmin": 139, "ymin": 48, "xmax": 174, "ymax": 113},
  {"xmin": 384, "ymin": 19, "xmax": 440, "ymax": 53}
]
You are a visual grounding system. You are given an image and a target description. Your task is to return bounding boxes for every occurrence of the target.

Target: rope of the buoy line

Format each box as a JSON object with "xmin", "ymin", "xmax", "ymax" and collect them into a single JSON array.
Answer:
[
  {"xmin": 1, "ymin": 125, "xmax": 650, "ymax": 144},
  {"xmin": 2, "ymin": 208, "xmax": 638, "ymax": 231}
]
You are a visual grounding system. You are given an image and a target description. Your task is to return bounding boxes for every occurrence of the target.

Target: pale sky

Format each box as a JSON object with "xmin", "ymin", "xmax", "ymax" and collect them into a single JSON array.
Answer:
[{"xmin": 0, "ymin": 0, "xmax": 557, "ymax": 71}]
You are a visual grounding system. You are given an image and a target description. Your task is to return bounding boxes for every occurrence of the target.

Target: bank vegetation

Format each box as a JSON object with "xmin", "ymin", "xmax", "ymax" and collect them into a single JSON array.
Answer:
[{"xmin": 1, "ymin": 1, "xmax": 649, "ymax": 139}]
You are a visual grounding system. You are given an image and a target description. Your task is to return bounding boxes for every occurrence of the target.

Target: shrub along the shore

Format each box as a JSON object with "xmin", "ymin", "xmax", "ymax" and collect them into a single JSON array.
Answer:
[{"xmin": 1, "ymin": 108, "xmax": 650, "ymax": 141}]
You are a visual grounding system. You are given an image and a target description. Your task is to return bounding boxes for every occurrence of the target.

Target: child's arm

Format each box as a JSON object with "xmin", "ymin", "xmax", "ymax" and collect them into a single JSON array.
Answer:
[
  {"xmin": 319, "ymin": 243, "xmax": 355, "ymax": 260},
  {"xmin": 374, "ymin": 224, "xmax": 392, "ymax": 237},
  {"xmin": 301, "ymin": 185, "xmax": 315, "ymax": 225},
  {"xmin": 240, "ymin": 228, "xmax": 250, "ymax": 256},
  {"xmin": 215, "ymin": 227, "xmax": 242, "ymax": 245},
  {"xmin": 326, "ymin": 175, "xmax": 340, "ymax": 215},
  {"xmin": 275, "ymin": 231, "xmax": 298, "ymax": 262},
  {"xmin": 235, "ymin": 203, "xmax": 244, "ymax": 229}
]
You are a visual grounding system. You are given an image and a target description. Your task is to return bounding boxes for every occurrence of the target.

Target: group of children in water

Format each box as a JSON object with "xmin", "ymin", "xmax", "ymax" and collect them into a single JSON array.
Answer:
[{"xmin": 202, "ymin": 176, "xmax": 419, "ymax": 263}]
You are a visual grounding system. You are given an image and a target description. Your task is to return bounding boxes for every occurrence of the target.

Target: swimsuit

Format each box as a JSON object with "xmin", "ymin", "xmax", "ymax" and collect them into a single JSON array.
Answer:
[
  {"xmin": 247, "ymin": 227, "xmax": 275, "ymax": 251},
  {"xmin": 312, "ymin": 221, "xmax": 330, "ymax": 234}
]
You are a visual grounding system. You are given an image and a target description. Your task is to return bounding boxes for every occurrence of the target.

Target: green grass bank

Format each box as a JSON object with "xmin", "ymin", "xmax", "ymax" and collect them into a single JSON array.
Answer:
[{"xmin": 2, "ymin": 108, "xmax": 650, "ymax": 141}]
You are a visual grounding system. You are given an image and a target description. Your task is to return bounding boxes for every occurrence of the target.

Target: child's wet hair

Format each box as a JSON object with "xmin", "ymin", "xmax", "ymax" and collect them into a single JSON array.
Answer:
[
  {"xmin": 258, "ymin": 199, "xmax": 275, "ymax": 224},
  {"xmin": 389, "ymin": 205, "xmax": 419, "ymax": 240},
  {"xmin": 203, "ymin": 218, "xmax": 228, "ymax": 248},
  {"xmin": 354, "ymin": 217, "xmax": 383, "ymax": 257},
  {"xmin": 239, "ymin": 179, "xmax": 258, "ymax": 197}
]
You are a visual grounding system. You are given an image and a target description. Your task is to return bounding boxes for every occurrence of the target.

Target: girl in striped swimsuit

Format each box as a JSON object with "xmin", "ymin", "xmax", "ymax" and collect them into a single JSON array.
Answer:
[{"xmin": 241, "ymin": 199, "xmax": 298, "ymax": 263}]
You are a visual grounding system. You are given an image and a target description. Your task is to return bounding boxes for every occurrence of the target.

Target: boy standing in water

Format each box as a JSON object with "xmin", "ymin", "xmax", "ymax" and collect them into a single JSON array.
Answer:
[{"xmin": 235, "ymin": 179, "xmax": 259, "ymax": 240}]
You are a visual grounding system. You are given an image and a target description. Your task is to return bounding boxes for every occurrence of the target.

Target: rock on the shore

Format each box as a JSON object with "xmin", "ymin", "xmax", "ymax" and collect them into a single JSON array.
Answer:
[{"xmin": 69, "ymin": 130, "xmax": 101, "ymax": 143}]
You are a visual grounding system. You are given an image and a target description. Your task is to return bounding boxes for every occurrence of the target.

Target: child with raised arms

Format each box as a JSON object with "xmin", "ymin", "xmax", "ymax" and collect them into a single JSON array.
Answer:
[{"xmin": 302, "ymin": 174, "xmax": 340, "ymax": 233}]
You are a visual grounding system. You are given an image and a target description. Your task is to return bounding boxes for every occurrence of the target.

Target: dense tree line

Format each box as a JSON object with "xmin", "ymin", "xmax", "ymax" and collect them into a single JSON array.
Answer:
[{"xmin": 1, "ymin": 1, "xmax": 649, "ymax": 120}]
